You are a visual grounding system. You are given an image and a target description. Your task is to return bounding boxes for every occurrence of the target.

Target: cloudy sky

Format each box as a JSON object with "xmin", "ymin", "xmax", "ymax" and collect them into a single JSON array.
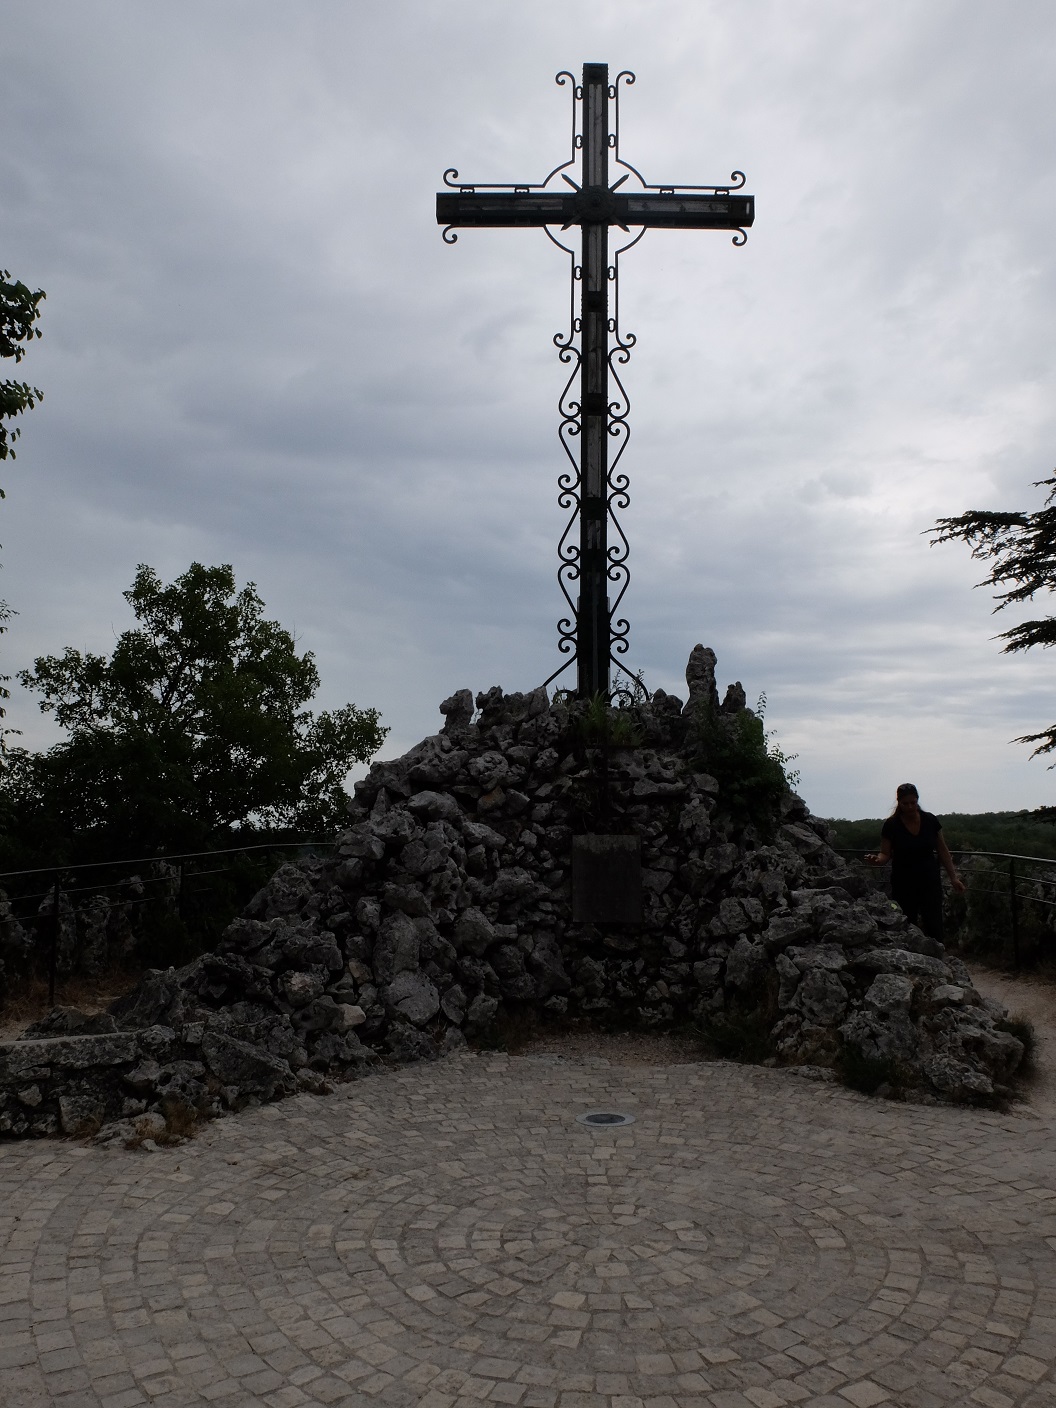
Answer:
[{"xmin": 3, "ymin": 0, "xmax": 1056, "ymax": 821}]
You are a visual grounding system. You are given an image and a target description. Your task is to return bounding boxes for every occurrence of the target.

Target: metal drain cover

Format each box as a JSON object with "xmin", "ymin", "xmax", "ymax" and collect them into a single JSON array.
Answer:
[{"xmin": 576, "ymin": 1110, "xmax": 636, "ymax": 1127}]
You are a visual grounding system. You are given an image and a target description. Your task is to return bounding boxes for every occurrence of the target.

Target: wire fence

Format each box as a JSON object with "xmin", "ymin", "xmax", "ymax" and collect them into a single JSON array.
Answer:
[
  {"xmin": 0, "ymin": 840, "xmax": 335, "ymax": 1005},
  {"xmin": 837, "ymin": 847, "xmax": 1056, "ymax": 967}
]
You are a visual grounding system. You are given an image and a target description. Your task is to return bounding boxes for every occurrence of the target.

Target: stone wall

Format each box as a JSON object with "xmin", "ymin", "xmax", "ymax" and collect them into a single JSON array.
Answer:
[{"xmin": 0, "ymin": 648, "xmax": 1025, "ymax": 1141}]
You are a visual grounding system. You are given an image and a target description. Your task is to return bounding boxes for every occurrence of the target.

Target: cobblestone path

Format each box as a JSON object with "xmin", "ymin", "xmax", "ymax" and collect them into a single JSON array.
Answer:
[{"xmin": 2, "ymin": 1049, "xmax": 1055, "ymax": 1408}]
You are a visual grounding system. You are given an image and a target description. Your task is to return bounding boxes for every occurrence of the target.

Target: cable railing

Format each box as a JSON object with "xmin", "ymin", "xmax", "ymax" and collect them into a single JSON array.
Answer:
[
  {"xmin": 0, "ymin": 839, "xmax": 335, "ymax": 1005},
  {"xmin": 836, "ymin": 846, "xmax": 1056, "ymax": 967}
]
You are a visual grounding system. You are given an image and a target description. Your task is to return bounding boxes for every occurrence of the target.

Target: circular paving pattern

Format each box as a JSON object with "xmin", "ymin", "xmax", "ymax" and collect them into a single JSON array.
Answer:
[{"xmin": 2, "ymin": 1048, "xmax": 1056, "ymax": 1407}]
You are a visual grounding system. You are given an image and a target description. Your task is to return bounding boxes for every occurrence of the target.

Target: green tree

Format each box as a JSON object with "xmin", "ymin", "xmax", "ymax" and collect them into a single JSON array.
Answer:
[
  {"xmin": 1, "ymin": 270, "xmax": 45, "ymax": 740},
  {"xmin": 0, "ymin": 269, "xmax": 45, "ymax": 464},
  {"xmin": 931, "ymin": 475, "xmax": 1056, "ymax": 759},
  {"xmin": 2, "ymin": 563, "xmax": 387, "ymax": 860}
]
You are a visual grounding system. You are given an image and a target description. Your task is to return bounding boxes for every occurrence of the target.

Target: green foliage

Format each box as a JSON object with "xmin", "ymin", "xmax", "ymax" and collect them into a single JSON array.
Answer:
[
  {"xmin": 568, "ymin": 692, "xmax": 644, "ymax": 749},
  {"xmin": 931, "ymin": 476, "xmax": 1056, "ymax": 759},
  {"xmin": 827, "ymin": 811, "xmax": 1056, "ymax": 860},
  {"xmin": 955, "ymin": 856, "xmax": 1056, "ymax": 968},
  {"xmin": 687, "ymin": 694, "xmax": 797, "ymax": 829},
  {"xmin": 0, "ymin": 598, "xmax": 16, "ymax": 746},
  {"xmin": 1, "ymin": 270, "xmax": 45, "ymax": 464},
  {"xmin": 1, "ymin": 563, "xmax": 387, "ymax": 862},
  {"xmin": 1, "ymin": 269, "xmax": 44, "ymax": 739}
]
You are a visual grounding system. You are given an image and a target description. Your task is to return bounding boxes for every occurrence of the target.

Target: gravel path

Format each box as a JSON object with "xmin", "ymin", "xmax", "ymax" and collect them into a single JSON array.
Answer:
[{"xmin": 2, "ymin": 1018, "xmax": 1055, "ymax": 1408}]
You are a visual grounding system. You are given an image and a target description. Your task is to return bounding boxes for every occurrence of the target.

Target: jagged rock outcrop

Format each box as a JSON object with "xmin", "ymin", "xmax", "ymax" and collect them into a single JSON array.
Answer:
[
  {"xmin": 0, "ymin": 893, "xmax": 33, "ymax": 1007},
  {"xmin": 0, "ymin": 647, "xmax": 1025, "ymax": 1140}
]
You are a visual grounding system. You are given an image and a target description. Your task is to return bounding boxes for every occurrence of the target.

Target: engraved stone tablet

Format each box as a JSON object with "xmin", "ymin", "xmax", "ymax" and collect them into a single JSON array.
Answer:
[{"xmin": 572, "ymin": 834, "xmax": 643, "ymax": 924}]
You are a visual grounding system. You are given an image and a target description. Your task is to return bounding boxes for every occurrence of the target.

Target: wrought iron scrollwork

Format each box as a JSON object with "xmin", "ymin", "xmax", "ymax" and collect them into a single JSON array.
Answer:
[{"xmin": 440, "ymin": 64, "xmax": 750, "ymax": 697}]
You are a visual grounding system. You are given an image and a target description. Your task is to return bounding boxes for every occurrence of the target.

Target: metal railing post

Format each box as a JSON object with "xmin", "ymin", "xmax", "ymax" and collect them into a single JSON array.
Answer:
[
  {"xmin": 48, "ymin": 875, "xmax": 60, "ymax": 1006},
  {"xmin": 1009, "ymin": 857, "xmax": 1020, "ymax": 969}
]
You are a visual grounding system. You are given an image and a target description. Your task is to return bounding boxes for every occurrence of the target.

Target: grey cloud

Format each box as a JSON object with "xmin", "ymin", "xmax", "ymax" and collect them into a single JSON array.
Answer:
[{"xmin": 3, "ymin": 1, "xmax": 1056, "ymax": 819}]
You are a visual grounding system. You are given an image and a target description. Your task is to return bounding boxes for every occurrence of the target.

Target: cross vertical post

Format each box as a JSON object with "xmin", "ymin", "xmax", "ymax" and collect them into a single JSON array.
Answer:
[
  {"xmin": 437, "ymin": 65, "xmax": 754, "ymax": 699},
  {"xmin": 579, "ymin": 63, "xmax": 610, "ymax": 697}
]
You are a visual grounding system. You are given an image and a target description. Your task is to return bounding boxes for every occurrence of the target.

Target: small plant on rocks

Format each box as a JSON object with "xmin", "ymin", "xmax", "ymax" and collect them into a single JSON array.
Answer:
[{"xmin": 687, "ymin": 696, "xmax": 796, "ymax": 833}]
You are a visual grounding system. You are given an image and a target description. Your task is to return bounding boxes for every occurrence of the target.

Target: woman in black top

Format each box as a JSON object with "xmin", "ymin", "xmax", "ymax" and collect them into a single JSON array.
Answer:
[{"xmin": 866, "ymin": 783, "xmax": 965, "ymax": 939}]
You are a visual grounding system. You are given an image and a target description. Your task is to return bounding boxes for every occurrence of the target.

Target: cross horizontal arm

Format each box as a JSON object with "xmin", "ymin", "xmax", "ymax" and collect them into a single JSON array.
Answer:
[
  {"xmin": 622, "ymin": 192, "xmax": 755, "ymax": 230},
  {"xmin": 438, "ymin": 189, "xmax": 754, "ymax": 231},
  {"xmin": 437, "ymin": 192, "xmax": 566, "ymax": 229}
]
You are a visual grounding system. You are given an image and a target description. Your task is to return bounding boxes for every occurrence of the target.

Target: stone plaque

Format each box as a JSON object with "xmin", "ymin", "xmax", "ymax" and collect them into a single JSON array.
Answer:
[{"xmin": 572, "ymin": 834, "xmax": 643, "ymax": 924}]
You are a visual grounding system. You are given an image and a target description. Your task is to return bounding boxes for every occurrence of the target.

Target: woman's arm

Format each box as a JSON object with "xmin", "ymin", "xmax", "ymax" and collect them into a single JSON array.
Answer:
[
  {"xmin": 865, "ymin": 838, "xmax": 892, "ymax": 866},
  {"xmin": 937, "ymin": 833, "xmax": 966, "ymax": 893}
]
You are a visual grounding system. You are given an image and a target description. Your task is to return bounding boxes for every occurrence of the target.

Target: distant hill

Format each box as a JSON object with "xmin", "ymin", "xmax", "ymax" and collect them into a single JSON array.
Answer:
[{"xmin": 825, "ymin": 811, "xmax": 1056, "ymax": 861}]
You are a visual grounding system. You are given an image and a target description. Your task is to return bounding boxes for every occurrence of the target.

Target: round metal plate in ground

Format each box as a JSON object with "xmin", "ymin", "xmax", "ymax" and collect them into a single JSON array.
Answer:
[{"xmin": 576, "ymin": 1110, "xmax": 636, "ymax": 1127}]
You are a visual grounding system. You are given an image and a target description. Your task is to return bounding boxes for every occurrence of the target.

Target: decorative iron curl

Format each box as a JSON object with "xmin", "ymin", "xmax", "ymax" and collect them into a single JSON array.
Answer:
[
  {"xmin": 732, "ymin": 227, "xmax": 749, "ymax": 246},
  {"xmin": 606, "ymin": 420, "xmax": 631, "ymax": 482},
  {"xmin": 558, "ymin": 350, "xmax": 581, "ymax": 406},
  {"xmin": 555, "ymin": 620, "xmax": 577, "ymax": 652},
  {"xmin": 441, "ymin": 225, "xmax": 458, "ymax": 244},
  {"xmin": 607, "ymin": 495, "xmax": 631, "ymax": 566},
  {"xmin": 606, "ymin": 350, "xmax": 632, "ymax": 427},
  {"xmin": 609, "ymin": 241, "xmax": 642, "ymax": 370},
  {"xmin": 557, "ymin": 353, "xmax": 583, "ymax": 491},
  {"xmin": 609, "ymin": 610, "xmax": 631, "ymax": 655},
  {"xmin": 607, "ymin": 467, "xmax": 631, "ymax": 516},
  {"xmin": 555, "ymin": 558, "xmax": 580, "ymax": 653},
  {"xmin": 549, "ymin": 245, "xmax": 579, "ymax": 350}
]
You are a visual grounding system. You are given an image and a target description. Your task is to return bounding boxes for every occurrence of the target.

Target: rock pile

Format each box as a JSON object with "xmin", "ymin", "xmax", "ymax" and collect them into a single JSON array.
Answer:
[{"xmin": 0, "ymin": 647, "xmax": 1025, "ymax": 1140}]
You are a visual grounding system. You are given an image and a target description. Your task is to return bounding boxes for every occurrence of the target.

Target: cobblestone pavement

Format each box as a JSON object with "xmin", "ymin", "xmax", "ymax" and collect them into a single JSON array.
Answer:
[{"xmin": 2, "ymin": 1047, "xmax": 1055, "ymax": 1408}]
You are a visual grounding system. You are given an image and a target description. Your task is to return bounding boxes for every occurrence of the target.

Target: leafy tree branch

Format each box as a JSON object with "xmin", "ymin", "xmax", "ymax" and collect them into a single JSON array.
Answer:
[{"xmin": 931, "ymin": 475, "xmax": 1056, "ymax": 758}]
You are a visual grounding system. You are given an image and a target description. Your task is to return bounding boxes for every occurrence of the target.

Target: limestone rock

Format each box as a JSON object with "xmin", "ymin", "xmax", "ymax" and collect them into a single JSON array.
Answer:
[
  {"xmin": 683, "ymin": 644, "xmax": 719, "ymax": 713},
  {"xmin": 200, "ymin": 1031, "xmax": 295, "ymax": 1102},
  {"xmin": 1, "ymin": 643, "xmax": 1025, "ymax": 1139},
  {"xmin": 791, "ymin": 969, "xmax": 848, "ymax": 1026},
  {"xmin": 384, "ymin": 973, "xmax": 441, "ymax": 1027},
  {"xmin": 440, "ymin": 688, "xmax": 475, "ymax": 734}
]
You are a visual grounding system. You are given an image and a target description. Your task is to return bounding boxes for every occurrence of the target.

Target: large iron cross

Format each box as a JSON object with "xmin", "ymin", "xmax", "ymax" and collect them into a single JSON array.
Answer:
[{"xmin": 437, "ymin": 63, "xmax": 753, "ymax": 699}]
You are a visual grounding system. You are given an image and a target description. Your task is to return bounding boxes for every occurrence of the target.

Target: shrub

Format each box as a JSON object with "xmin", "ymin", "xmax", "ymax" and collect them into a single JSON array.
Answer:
[
  {"xmin": 687, "ymin": 696, "xmax": 797, "ymax": 831},
  {"xmin": 566, "ymin": 692, "xmax": 645, "ymax": 750}
]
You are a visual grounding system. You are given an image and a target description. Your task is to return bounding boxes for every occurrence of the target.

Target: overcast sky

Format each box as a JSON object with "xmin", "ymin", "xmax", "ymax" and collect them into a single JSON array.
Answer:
[{"xmin": 3, "ymin": 0, "xmax": 1056, "ymax": 821}]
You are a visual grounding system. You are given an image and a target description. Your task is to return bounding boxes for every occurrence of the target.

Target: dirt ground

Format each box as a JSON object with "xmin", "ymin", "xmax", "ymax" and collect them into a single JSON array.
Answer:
[
  {"xmin": 0, "ymin": 971, "xmax": 139, "ymax": 1043},
  {"xmin": 965, "ymin": 960, "xmax": 1056, "ymax": 1113}
]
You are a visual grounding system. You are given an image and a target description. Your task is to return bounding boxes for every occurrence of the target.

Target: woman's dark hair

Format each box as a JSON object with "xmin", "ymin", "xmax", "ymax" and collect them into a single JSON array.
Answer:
[{"xmin": 889, "ymin": 782, "xmax": 919, "ymax": 817}]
